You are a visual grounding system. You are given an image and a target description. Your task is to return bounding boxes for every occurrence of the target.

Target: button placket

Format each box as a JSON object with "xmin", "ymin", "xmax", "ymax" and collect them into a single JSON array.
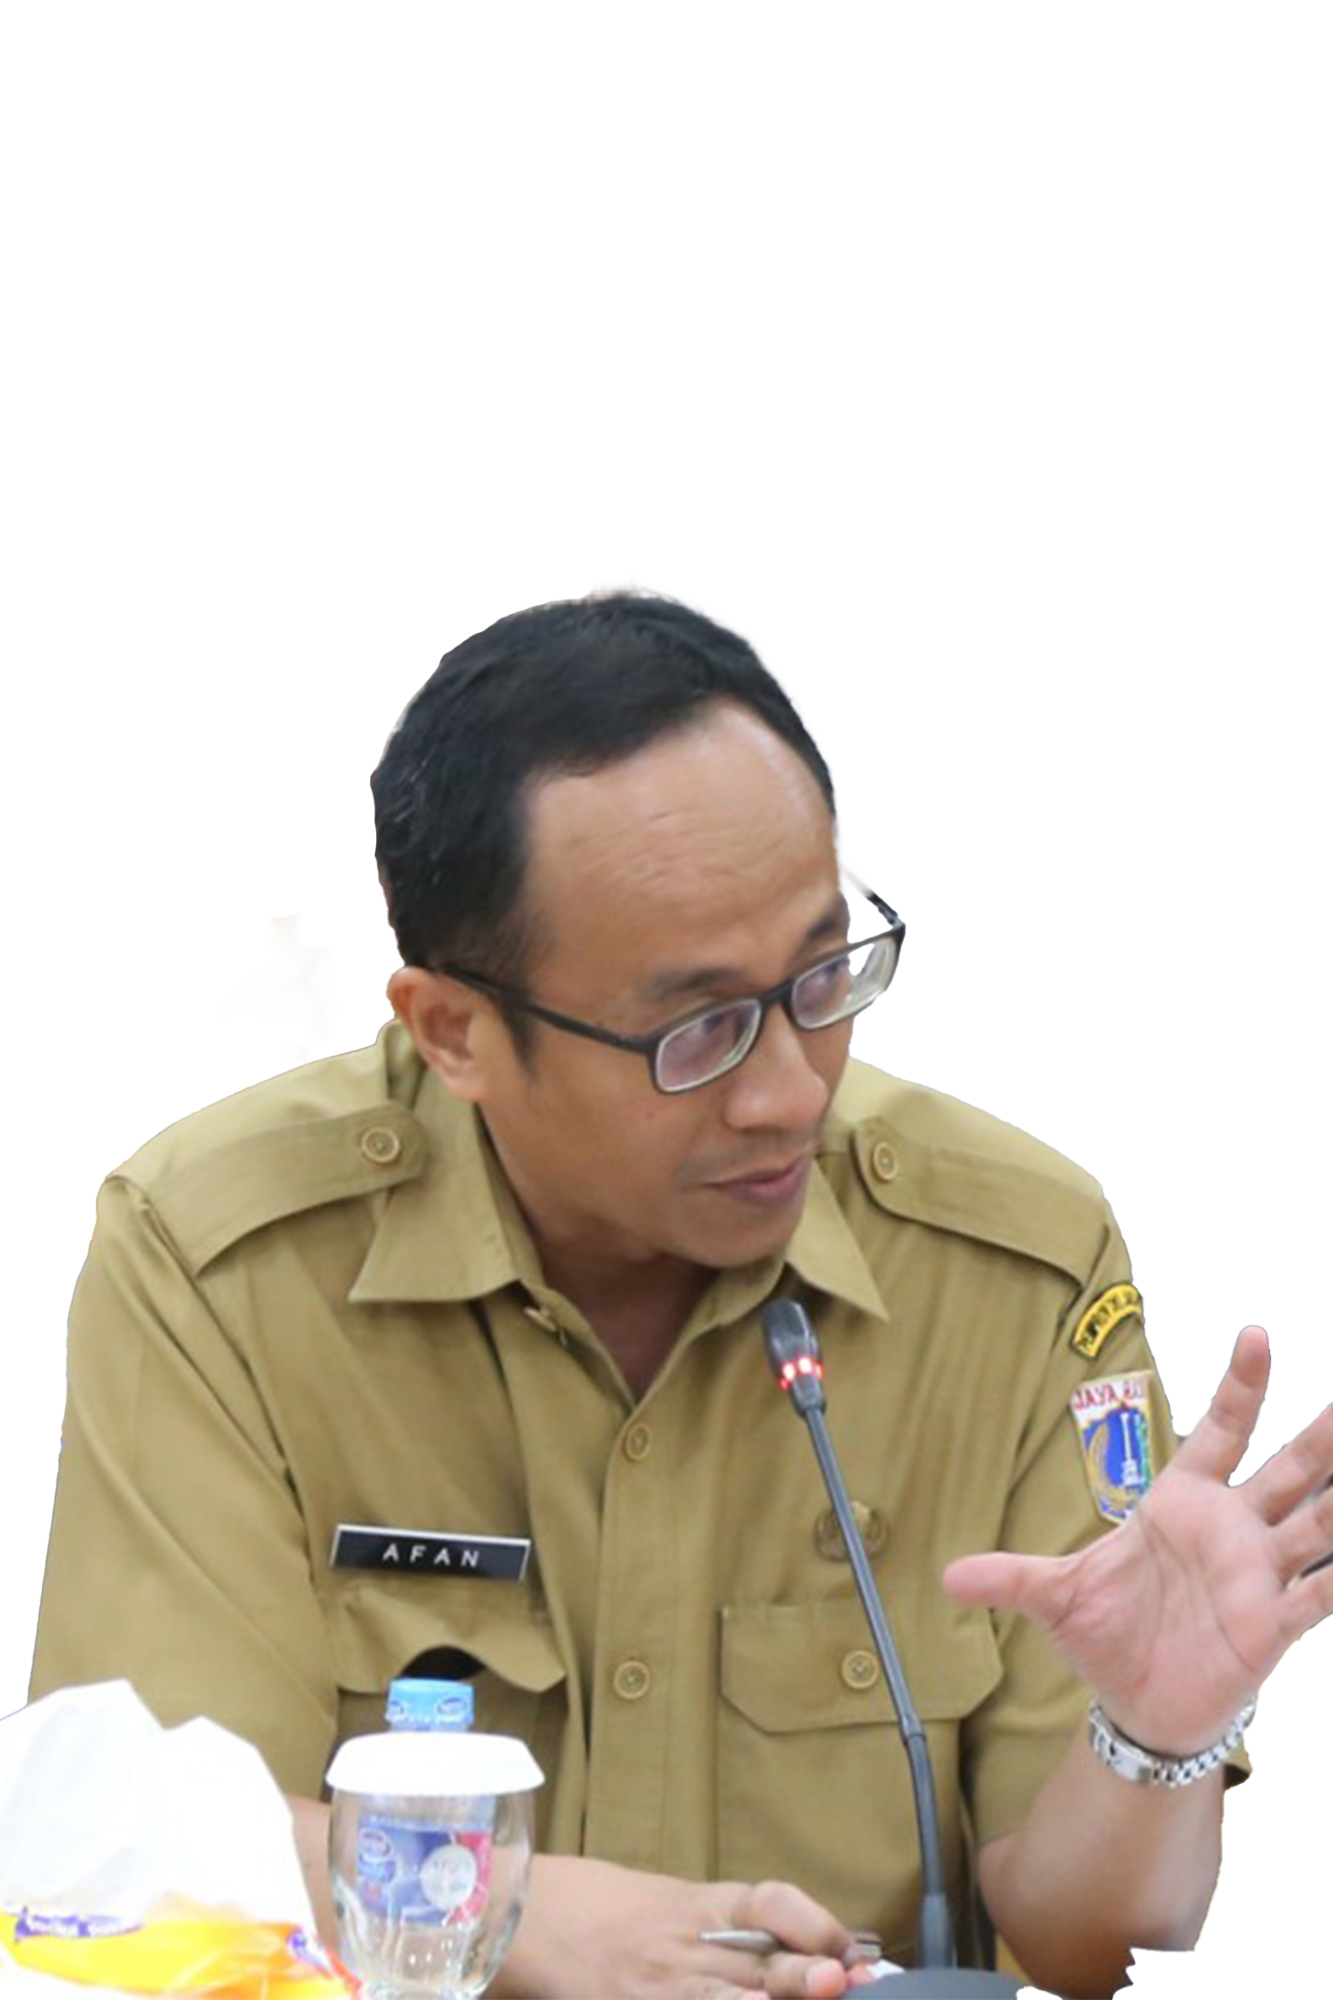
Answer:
[{"xmin": 585, "ymin": 1401, "xmax": 675, "ymax": 1865}]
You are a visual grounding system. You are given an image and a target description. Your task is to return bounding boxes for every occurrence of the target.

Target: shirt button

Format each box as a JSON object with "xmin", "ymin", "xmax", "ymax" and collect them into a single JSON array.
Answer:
[
  {"xmin": 612, "ymin": 1658, "xmax": 652, "ymax": 1701},
  {"xmin": 523, "ymin": 1304, "xmax": 560, "ymax": 1334},
  {"xmin": 814, "ymin": 1501, "xmax": 888, "ymax": 1562},
  {"xmin": 623, "ymin": 1422, "xmax": 652, "ymax": 1463},
  {"xmin": 841, "ymin": 1648, "xmax": 880, "ymax": 1692},
  {"xmin": 869, "ymin": 1140, "xmax": 898, "ymax": 1183},
  {"xmin": 360, "ymin": 1125, "xmax": 403, "ymax": 1166}
]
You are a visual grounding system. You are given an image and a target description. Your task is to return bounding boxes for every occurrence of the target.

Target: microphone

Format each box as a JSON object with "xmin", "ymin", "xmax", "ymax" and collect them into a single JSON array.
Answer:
[{"xmin": 761, "ymin": 1298, "xmax": 1022, "ymax": 1997}]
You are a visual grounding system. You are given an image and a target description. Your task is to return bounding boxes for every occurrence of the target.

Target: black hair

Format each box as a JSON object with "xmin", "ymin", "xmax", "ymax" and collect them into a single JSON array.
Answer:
[{"xmin": 371, "ymin": 591, "xmax": 835, "ymax": 992}]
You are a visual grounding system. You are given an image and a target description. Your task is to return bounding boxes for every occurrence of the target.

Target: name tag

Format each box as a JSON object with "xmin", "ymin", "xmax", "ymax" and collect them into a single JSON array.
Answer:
[{"xmin": 331, "ymin": 1523, "xmax": 531, "ymax": 1580}]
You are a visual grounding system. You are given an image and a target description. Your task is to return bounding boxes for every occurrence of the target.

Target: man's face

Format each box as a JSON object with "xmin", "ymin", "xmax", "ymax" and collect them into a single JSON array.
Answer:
[{"xmin": 461, "ymin": 702, "xmax": 853, "ymax": 1285}]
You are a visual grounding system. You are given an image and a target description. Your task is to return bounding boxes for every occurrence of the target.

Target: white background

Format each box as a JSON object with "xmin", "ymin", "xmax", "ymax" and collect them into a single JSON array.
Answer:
[{"xmin": 1, "ymin": 6, "xmax": 1328, "ymax": 1990}]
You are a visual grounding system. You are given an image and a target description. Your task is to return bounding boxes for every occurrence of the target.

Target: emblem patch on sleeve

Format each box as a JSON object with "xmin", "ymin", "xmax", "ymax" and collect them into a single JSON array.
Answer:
[
  {"xmin": 1070, "ymin": 1371, "xmax": 1155, "ymax": 1522},
  {"xmin": 1070, "ymin": 1282, "xmax": 1144, "ymax": 1360}
]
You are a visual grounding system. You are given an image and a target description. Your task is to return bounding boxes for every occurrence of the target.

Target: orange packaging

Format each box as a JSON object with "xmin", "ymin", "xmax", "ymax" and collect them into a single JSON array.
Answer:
[{"xmin": 0, "ymin": 1909, "xmax": 354, "ymax": 1998}]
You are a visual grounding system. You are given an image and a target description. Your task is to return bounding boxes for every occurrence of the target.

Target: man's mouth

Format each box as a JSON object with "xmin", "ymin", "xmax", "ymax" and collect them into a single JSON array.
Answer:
[{"xmin": 706, "ymin": 1157, "xmax": 812, "ymax": 1205}]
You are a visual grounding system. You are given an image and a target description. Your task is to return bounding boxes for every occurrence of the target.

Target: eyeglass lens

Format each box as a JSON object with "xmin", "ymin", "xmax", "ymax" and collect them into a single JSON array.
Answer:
[{"xmin": 654, "ymin": 936, "xmax": 895, "ymax": 1092}]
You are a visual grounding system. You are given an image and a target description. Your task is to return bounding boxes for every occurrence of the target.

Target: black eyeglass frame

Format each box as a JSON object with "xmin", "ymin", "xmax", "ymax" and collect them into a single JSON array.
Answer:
[{"xmin": 432, "ymin": 885, "xmax": 905, "ymax": 1095}]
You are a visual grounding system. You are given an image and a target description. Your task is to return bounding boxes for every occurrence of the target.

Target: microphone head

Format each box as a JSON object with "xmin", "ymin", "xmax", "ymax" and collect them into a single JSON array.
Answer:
[{"xmin": 760, "ymin": 1298, "xmax": 826, "ymax": 1412}]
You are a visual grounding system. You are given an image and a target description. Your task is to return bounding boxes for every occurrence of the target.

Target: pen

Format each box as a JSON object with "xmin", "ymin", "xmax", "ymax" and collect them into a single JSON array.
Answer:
[{"xmin": 698, "ymin": 1928, "xmax": 885, "ymax": 1967}]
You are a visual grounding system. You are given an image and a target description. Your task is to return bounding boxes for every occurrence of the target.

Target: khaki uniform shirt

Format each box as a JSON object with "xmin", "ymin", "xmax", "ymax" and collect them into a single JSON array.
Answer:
[{"xmin": 32, "ymin": 1026, "xmax": 1175, "ymax": 1964}]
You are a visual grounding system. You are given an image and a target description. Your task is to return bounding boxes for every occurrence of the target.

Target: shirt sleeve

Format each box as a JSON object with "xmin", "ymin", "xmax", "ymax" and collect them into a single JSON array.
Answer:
[
  {"xmin": 960, "ymin": 1204, "xmax": 1247, "ymax": 1850},
  {"xmin": 29, "ymin": 1175, "xmax": 339, "ymax": 1795}
]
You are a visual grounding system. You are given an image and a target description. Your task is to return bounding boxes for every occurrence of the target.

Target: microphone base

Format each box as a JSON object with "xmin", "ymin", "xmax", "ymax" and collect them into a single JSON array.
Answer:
[{"xmin": 856, "ymin": 1970, "xmax": 1023, "ymax": 1996}]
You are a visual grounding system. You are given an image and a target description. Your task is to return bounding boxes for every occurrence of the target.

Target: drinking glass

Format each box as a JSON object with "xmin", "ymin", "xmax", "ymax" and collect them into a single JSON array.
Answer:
[{"xmin": 327, "ymin": 1730, "xmax": 542, "ymax": 2000}]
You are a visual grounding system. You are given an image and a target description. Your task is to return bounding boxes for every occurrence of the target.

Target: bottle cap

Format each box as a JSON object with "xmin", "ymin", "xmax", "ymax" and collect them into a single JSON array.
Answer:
[{"xmin": 386, "ymin": 1677, "xmax": 474, "ymax": 1731}]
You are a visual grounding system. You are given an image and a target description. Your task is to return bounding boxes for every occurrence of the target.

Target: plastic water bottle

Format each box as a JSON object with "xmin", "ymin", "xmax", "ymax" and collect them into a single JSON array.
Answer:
[{"xmin": 357, "ymin": 1680, "xmax": 486, "ymax": 1931}]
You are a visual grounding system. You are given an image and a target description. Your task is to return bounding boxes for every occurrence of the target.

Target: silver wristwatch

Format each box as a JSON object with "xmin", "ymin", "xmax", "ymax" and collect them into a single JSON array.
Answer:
[{"xmin": 1088, "ymin": 1696, "xmax": 1256, "ymax": 1787}]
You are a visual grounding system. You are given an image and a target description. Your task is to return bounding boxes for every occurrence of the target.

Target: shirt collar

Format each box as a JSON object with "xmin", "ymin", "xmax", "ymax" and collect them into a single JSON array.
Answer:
[
  {"xmin": 349, "ymin": 1067, "xmax": 889, "ymax": 1328},
  {"xmin": 348, "ymin": 1069, "xmax": 526, "ymax": 1304}
]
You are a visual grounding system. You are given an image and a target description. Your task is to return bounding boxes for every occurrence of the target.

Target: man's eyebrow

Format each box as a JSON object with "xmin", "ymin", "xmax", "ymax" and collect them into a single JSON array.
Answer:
[{"xmin": 636, "ymin": 894, "xmax": 850, "ymax": 1009}]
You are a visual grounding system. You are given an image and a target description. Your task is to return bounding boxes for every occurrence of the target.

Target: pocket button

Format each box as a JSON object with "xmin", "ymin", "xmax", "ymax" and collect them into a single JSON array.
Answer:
[{"xmin": 840, "ymin": 1648, "xmax": 880, "ymax": 1691}]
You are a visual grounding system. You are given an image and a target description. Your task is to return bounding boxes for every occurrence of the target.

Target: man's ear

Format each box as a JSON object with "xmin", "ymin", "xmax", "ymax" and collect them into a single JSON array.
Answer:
[{"xmin": 387, "ymin": 967, "xmax": 493, "ymax": 1103}]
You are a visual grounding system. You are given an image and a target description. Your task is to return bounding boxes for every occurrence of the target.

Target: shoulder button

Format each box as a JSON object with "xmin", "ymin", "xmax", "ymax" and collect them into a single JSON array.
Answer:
[
  {"xmin": 869, "ymin": 1139, "xmax": 899, "ymax": 1184},
  {"xmin": 360, "ymin": 1124, "xmax": 403, "ymax": 1166}
]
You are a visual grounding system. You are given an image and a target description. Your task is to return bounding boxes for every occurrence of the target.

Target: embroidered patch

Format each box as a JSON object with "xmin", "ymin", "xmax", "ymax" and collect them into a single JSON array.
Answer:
[
  {"xmin": 1070, "ymin": 1372, "xmax": 1155, "ymax": 1522},
  {"xmin": 1070, "ymin": 1282, "xmax": 1144, "ymax": 1361}
]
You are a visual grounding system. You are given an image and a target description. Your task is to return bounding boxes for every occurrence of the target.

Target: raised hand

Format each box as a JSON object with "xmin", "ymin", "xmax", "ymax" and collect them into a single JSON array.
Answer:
[{"xmin": 943, "ymin": 1326, "xmax": 1333, "ymax": 1752}]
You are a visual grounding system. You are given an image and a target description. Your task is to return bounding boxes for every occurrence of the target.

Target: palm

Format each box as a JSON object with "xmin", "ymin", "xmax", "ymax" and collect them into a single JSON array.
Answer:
[{"xmin": 945, "ymin": 1327, "xmax": 1333, "ymax": 1749}]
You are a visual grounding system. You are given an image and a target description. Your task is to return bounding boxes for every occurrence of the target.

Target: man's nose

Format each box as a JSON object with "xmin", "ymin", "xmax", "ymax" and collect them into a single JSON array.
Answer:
[{"xmin": 721, "ymin": 1004, "xmax": 833, "ymax": 1131}]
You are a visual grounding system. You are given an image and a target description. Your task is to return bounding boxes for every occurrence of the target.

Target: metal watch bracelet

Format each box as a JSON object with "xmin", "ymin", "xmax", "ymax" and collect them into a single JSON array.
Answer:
[{"xmin": 1088, "ymin": 1696, "xmax": 1256, "ymax": 1787}]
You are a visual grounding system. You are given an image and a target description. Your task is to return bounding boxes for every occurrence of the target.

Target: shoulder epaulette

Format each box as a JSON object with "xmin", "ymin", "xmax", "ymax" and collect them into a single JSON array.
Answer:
[
  {"xmin": 108, "ymin": 1028, "xmax": 430, "ymax": 1275},
  {"xmin": 124, "ymin": 1104, "xmax": 428, "ymax": 1275},
  {"xmin": 829, "ymin": 1060, "xmax": 1109, "ymax": 1287}
]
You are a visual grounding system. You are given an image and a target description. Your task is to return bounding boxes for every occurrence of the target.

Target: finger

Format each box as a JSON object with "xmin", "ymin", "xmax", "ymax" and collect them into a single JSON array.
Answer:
[
  {"xmin": 1243, "ymin": 1403, "xmax": 1333, "ymax": 1526},
  {"xmin": 1278, "ymin": 1556, "xmax": 1333, "ymax": 1646},
  {"xmin": 697, "ymin": 1965, "xmax": 769, "ymax": 1999},
  {"xmin": 1270, "ymin": 1479, "xmax": 1333, "ymax": 1584},
  {"xmin": 941, "ymin": 1548, "xmax": 1076, "ymax": 1627},
  {"xmin": 741, "ymin": 1880, "xmax": 853, "ymax": 1962},
  {"xmin": 697, "ymin": 1945, "xmax": 849, "ymax": 2000},
  {"xmin": 1168, "ymin": 1326, "xmax": 1271, "ymax": 1484},
  {"xmin": 758, "ymin": 1949, "xmax": 851, "ymax": 1998}
]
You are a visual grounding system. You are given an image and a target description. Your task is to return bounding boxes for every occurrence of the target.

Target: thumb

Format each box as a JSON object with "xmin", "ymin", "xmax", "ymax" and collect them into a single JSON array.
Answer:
[{"xmin": 941, "ymin": 1550, "xmax": 1070, "ymax": 1624}]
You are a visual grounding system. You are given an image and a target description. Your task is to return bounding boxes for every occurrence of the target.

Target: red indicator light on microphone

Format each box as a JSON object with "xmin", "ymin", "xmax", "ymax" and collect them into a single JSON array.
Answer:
[{"xmin": 778, "ymin": 1355, "xmax": 824, "ymax": 1390}]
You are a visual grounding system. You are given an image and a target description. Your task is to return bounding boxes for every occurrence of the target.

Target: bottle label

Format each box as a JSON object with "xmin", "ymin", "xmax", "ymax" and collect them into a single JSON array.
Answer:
[{"xmin": 356, "ymin": 1817, "xmax": 493, "ymax": 1924}]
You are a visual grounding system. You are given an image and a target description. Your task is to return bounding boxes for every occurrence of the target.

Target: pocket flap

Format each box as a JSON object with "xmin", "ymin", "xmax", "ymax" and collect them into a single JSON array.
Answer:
[
  {"xmin": 328, "ymin": 1575, "xmax": 566, "ymax": 1695},
  {"xmin": 721, "ymin": 1597, "xmax": 1001, "ymax": 1733}
]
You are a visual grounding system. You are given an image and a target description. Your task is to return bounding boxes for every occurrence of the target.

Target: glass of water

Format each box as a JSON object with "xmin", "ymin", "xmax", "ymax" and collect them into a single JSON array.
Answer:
[{"xmin": 326, "ymin": 1730, "xmax": 543, "ymax": 2000}]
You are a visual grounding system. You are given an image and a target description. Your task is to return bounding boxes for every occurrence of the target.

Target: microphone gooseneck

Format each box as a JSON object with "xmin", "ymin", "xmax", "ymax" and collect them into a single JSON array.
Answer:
[{"xmin": 760, "ymin": 1298, "xmax": 1021, "ymax": 1998}]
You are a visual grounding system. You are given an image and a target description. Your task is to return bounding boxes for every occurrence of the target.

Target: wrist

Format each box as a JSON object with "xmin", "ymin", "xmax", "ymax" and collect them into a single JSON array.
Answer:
[{"xmin": 1089, "ymin": 1695, "xmax": 1255, "ymax": 1788}]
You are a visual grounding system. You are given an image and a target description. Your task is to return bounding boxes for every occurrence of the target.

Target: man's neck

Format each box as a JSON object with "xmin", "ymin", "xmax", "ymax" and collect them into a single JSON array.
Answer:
[
  {"xmin": 537, "ymin": 1246, "xmax": 714, "ymax": 1399},
  {"xmin": 477, "ymin": 1117, "xmax": 716, "ymax": 1395}
]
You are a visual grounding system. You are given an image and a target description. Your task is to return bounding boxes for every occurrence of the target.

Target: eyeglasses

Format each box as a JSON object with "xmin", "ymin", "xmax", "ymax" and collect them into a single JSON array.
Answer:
[{"xmin": 435, "ymin": 886, "xmax": 905, "ymax": 1095}]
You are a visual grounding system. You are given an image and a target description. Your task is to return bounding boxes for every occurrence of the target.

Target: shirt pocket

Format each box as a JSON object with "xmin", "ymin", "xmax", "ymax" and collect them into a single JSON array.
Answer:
[
  {"xmin": 717, "ymin": 1597, "xmax": 1002, "ymax": 1960},
  {"xmin": 325, "ymin": 1574, "xmax": 567, "ymax": 1835}
]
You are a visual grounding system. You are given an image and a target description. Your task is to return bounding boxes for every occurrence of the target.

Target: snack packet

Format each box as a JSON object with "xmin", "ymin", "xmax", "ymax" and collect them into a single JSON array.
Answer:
[
  {"xmin": 0, "ymin": 1911, "xmax": 348, "ymax": 1998},
  {"xmin": 0, "ymin": 1684, "xmax": 351, "ymax": 1999}
]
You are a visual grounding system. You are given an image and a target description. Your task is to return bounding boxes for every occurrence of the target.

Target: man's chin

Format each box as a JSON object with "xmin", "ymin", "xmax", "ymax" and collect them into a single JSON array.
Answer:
[{"xmin": 680, "ymin": 1163, "xmax": 812, "ymax": 1266}]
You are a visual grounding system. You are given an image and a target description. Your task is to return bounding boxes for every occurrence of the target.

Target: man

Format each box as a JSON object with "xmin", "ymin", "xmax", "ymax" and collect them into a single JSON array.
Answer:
[{"xmin": 32, "ymin": 594, "xmax": 1333, "ymax": 1998}]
